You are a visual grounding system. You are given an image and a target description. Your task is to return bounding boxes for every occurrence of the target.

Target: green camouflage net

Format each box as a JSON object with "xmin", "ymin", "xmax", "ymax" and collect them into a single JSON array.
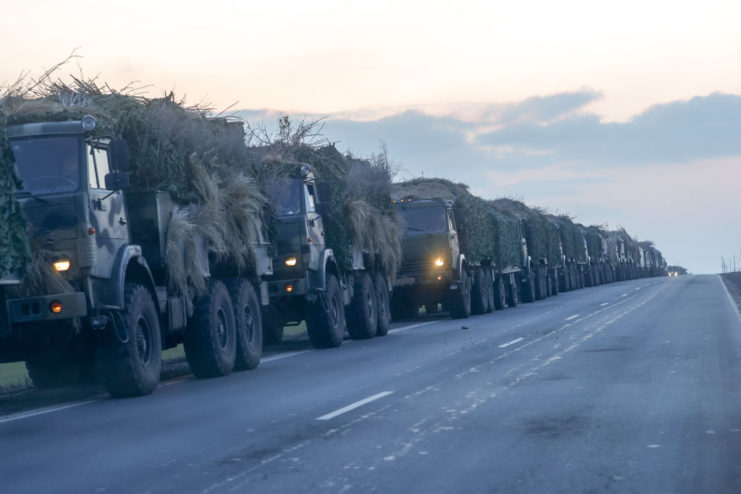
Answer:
[
  {"xmin": 584, "ymin": 225, "xmax": 606, "ymax": 260},
  {"xmin": 492, "ymin": 198, "xmax": 561, "ymax": 265},
  {"xmin": 392, "ymin": 178, "xmax": 499, "ymax": 265},
  {"xmin": 247, "ymin": 119, "xmax": 402, "ymax": 280},
  {"xmin": 2, "ymin": 78, "xmax": 265, "ymax": 298},
  {"xmin": 0, "ymin": 106, "xmax": 30, "ymax": 279}
]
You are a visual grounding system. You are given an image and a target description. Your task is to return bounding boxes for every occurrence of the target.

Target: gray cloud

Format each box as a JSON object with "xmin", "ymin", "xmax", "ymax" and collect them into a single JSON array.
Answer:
[{"xmin": 477, "ymin": 92, "xmax": 741, "ymax": 166}]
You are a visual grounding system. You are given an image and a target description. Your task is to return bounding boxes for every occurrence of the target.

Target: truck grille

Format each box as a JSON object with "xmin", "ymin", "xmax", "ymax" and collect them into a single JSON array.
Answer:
[{"xmin": 400, "ymin": 258, "xmax": 429, "ymax": 274}]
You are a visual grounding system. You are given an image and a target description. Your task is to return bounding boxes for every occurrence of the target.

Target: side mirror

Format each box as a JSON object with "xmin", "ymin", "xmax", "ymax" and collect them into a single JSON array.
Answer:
[
  {"xmin": 105, "ymin": 171, "xmax": 130, "ymax": 191},
  {"xmin": 110, "ymin": 138, "xmax": 130, "ymax": 172}
]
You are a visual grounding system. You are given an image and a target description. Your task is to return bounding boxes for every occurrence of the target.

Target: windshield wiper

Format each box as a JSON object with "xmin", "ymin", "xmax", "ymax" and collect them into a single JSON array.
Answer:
[{"xmin": 15, "ymin": 191, "xmax": 49, "ymax": 204}]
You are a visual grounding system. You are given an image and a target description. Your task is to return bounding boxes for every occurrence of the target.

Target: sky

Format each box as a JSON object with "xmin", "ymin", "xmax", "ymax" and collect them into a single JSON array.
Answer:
[{"xmin": 2, "ymin": 0, "xmax": 740, "ymax": 273}]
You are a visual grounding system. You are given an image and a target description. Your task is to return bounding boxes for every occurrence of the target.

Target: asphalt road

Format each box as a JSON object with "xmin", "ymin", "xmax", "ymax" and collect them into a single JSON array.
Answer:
[{"xmin": 2, "ymin": 274, "xmax": 741, "ymax": 493}]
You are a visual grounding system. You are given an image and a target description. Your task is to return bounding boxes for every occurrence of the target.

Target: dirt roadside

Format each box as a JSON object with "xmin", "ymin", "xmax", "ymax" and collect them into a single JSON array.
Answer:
[{"xmin": 722, "ymin": 272, "xmax": 741, "ymax": 312}]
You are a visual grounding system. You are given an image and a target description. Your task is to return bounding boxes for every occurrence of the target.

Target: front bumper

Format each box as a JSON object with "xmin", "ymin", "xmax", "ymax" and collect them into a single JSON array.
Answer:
[
  {"xmin": 267, "ymin": 278, "xmax": 309, "ymax": 298},
  {"xmin": 6, "ymin": 292, "xmax": 88, "ymax": 325}
]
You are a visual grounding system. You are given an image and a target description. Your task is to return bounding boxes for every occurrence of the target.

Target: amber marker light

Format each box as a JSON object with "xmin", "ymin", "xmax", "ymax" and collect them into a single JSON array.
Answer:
[
  {"xmin": 49, "ymin": 301, "xmax": 63, "ymax": 314},
  {"xmin": 285, "ymin": 284, "xmax": 294, "ymax": 293},
  {"xmin": 53, "ymin": 260, "xmax": 71, "ymax": 272},
  {"xmin": 285, "ymin": 257, "xmax": 297, "ymax": 267}
]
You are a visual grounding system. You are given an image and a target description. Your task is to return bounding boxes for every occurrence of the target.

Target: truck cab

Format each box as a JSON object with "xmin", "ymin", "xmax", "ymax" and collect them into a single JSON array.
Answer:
[{"xmin": 391, "ymin": 198, "xmax": 470, "ymax": 319}]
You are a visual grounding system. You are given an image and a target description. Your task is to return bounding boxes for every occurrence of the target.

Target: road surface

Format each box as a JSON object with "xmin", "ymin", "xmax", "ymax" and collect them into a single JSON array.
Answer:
[{"xmin": 2, "ymin": 274, "xmax": 741, "ymax": 493}]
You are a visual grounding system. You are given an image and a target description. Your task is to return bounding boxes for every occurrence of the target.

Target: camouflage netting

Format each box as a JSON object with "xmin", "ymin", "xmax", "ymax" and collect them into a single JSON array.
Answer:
[
  {"xmin": 485, "ymin": 202, "xmax": 523, "ymax": 269},
  {"xmin": 0, "ymin": 106, "xmax": 31, "ymax": 279},
  {"xmin": 391, "ymin": 178, "xmax": 499, "ymax": 265},
  {"xmin": 492, "ymin": 198, "xmax": 561, "ymax": 265},
  {"xmin": 583, "ymin": 225, "xmax": 606, "ymax": 260},
  {"xmin": 548, "ymin": 215, "xmax": 587, "ymax": 263},
  {"xmin": 1, "ymin": 77, "xmax": 265, "ymax": 299},
  {"xmin": 247, "ymin": 117, "xmax": 402, "ymax": 279}
]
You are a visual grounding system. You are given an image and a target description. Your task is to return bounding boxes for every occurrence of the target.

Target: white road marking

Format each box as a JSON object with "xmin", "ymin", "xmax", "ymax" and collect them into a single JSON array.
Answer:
[
  {"xmin": 262, "ymin": 350, "xmax": 311, "ymax": 363},
  {"xmin": 620, "ymin": 293, "xmax": 628, "ymax": 297},
  {"xmin": 389, "ymin": 321, "xmax": 437, "ymax": 333},
  {"xmin": 600, "ymin": 303, "xmax": 609, "ymax": 307},
  {"xmin": 317, "ymin": 391, "xmax": 393, "ymax": 421},
  {"xmin": 498, "ymin": 337, "xmax": 524, "ymax": 348},
  {"xmin": 565, "ymin": 314, "xmax": 579, "ymax": 321},
  {"xmin": 0, "ymin": 398, "xmax": 101, "ymax": 424}
]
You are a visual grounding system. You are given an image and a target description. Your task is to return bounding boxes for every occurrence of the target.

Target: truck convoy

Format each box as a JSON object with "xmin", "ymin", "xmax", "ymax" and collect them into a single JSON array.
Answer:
[{"xmin": 0, "ymin": 78, "xmax": 668, "ymax": 398}]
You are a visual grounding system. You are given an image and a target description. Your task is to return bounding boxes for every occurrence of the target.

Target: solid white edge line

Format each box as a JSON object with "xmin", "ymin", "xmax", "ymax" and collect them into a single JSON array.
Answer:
[
  {"xmin": 719, "ymin": 275, "xmax": 741, "ymax": 328},
  {"xmin": 0, "ymin": 398, "xmax": 101, "ymax": 424},
  {"xmin": 317, "ymin": 391, "xmax": 393, "ymax": 421},
  {"xmin": 600, "ymin": 302, "xmax": 609, "ymax": 306},
  {"xmin": 565, "ymin": 314, "xmax": 579, "ymax": 321},
  {"xmin": 389, "ymin": 321, "xmax": 437, "ymax": 333},
  {"xmin": 620, "ymin": 293, "xmax": 628, "ymax": 297},
  {"xmin": 498, "ymin": 337, "xmax": 524, "ymax": 348},
  {"xmin": 262, "ymin": 350, "xmax": 312, "ymax": 363}
]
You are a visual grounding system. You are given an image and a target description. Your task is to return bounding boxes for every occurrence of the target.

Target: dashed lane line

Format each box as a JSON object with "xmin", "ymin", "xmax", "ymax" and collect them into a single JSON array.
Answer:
[
  {"xmin": 316, "ymin": 391, "xmax": 394, "ymax": 421},
  {"xmin": 498, "ymin": 337, "xmax": 524, "ymax": 349}
]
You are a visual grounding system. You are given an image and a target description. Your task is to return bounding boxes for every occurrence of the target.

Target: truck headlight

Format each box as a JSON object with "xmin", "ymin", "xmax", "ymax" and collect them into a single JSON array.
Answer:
[
  {"xmin": 53, "ymin": 260, "xmax": 71, "ymax": 272},
  {"xmin": 285, "ymin": 257, "xmax": 297, "ymax": 267},
  {"xmin": 434, "ymin": 257, "xmax": 445, "ymax": 267}
]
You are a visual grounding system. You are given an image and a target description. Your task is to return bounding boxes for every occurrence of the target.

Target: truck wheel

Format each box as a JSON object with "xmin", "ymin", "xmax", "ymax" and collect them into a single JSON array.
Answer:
[
  {"xmin": 552, "ymin": 269, "xmax": 560, "ymax": 295},
  {"xmin": 347, "ymin": 272, "xmax": 378, "ymax": 340},
  {"xmin": 97, "ymin": 283, "xmax": 162, "ymax": 398},
  {"xmin": 484, "ymin": 269, "xmax": 495, "ymax": 313},
  {"xmin": 493, "ymin": 274, "xmax": 506, "ymax": 310},
  {"xmin": 185, "ymin": 279, "xmax": 237, "ymax": 378},
  {"xmin": 450, "ymin": 269, "xmax": 471, "ymax": 319},
  {"xmin": 471, "ymin": 269, "xmax": 487, "ymax": 315},
  {"xmin": 506, "ymin": 278, "xmax": 519, "ymax": 307},
  {"xmin": 229, "ymin": 279, "xmax": 262, "ymax": 371},
  {"xmin": 263, "ymin": 320, "xmax": 284, "ymax": 346},
  {"xmin": 306, "ymin": 274, "xmax": 345, "ymax": 348},
  {"xmin": 522, "ymin": 272, "xmax": 536, "ymax": 303},
  {"xmin": 534, "ymin": 269, "xmax": 546, "ymax": 301},
  {"xmin": 373, "ymin": 272, "xmax": 391, "ymax": 336}
]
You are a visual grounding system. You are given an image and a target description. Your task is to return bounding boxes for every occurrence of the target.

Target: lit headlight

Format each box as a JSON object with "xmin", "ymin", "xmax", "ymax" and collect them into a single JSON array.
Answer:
[
  {"xmin": 285, "ymin": 257, "xmax": 297, "ymax": 267},
  {"xmin": 434, "ymin": 257, "xmax": 445, "ymax": 267},
  {"xmin": 53, "ymin": 260, "xmax": 71, "ymax": 272}
]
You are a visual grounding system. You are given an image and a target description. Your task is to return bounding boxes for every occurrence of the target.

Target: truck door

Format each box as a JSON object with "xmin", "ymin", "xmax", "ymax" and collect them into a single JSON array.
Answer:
[
  {"xmin": 304, "ymin": 182, "xmax": 325, "ymax": 269},
  {"xmin": 87, "ymin": 142, "xmax": 129, "ymax": 279}
]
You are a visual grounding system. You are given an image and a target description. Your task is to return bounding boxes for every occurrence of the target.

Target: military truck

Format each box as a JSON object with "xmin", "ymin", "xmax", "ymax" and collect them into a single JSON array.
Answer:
[
  {"xmin": 390, "ymin": 180, "xmax": 529, "ymax": 320},
  {"xmin": 262, "ymin": 164, "xmax": 392, "ymax": 348},
  {"xmin": 0, "ymin": 116, "xmax": 273, "ymax": 397}
]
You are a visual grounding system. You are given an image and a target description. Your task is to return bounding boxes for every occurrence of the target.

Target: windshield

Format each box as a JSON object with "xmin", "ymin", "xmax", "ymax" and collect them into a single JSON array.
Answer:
[
  {"xmin": 401, "ymin": 206, "xmax": 447, "ymax": 235},
  {"xmin": 267, "ymin": 178, "xmax": 303, "ymax": 216},
  {"xmin": 11, "ymin": 136, "xmax": 81, "ymax": 195}
]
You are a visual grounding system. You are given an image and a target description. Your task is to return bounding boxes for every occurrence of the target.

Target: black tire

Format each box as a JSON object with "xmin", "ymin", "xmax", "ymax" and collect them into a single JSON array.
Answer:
[
  {"xmin": 229, "ymin": 279, "xmax": 262, "ymax": 371},
  {"xmin": 522, "ymin": 271, "xmax": 536, "ymax": 303},
  {"xmin": 471, "ymin": 269, "xmax": 487, "ymax": 315},
  {"xmin": 493, "ymin": 273, "xmax": 507, "ymax": 310},
  {"xmin": 552, "ymin": 269, "xmax": 560, "ymax": 295},
  {"xmin": 26, "ymin": 345, "xmax": 95, "ymax": 389},
  {"xmin": 560, "ymin": 267, "xmax": 570, "ymax": 292},
  {"xmin": 306, "ymin": 274, "xmax": 345, "ymax": 348},
  {"xmin": 450, "ymin": 269, "xmax": 471, "ymax": 319},
  {"xmin": 347, "ymin": 272, "xmax": 378, "ymax": 340},
  {"xmin": 373, "ymin": 272, "xmax": 391, "ymax": 337},
  {"xmin": 484, "ymin": 269, "xmax": 495, "ymax": 313},
  {"xmin": 534, "ymin": 269, "xmax": 546, "ymax": 301},
  {"xmin": 506, "ymin": 277, "xmax": 519, "ymax": 307},
  {"xmin": 545, "ymin": 270, "xmax": 553, "ymax": 297},
  {"xmin": 184, "ymin": 279, "xmax": 237, "ymax": 379},
  {"xmin": 97, "ymin": 283, "xmax": 162, "ymax": 398}
]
